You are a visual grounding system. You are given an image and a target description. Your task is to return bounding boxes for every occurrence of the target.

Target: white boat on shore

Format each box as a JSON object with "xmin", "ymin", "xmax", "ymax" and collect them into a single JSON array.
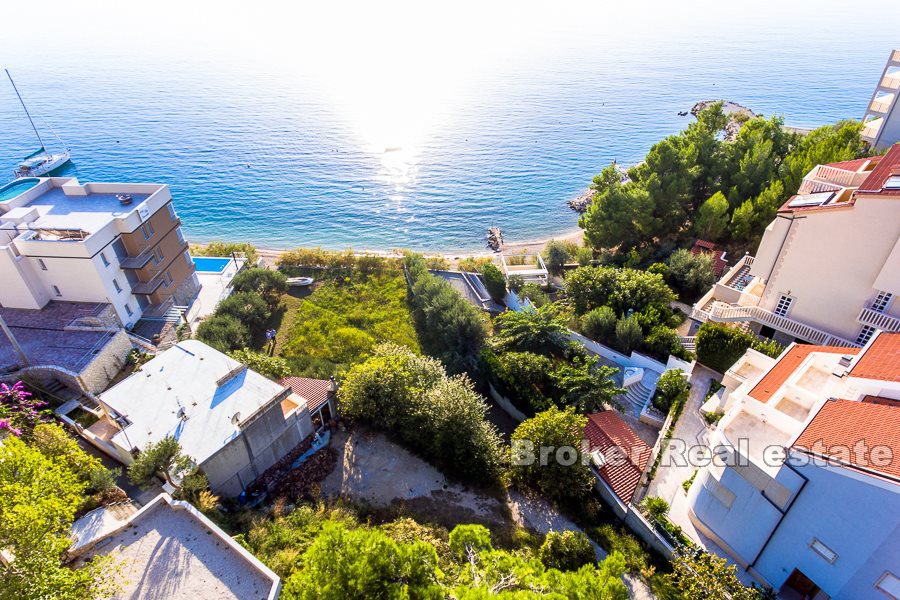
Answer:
[
  {"xmin": 286, "ymin": 276, "xmax": 315, "ymax": 287},
  {"xmin": 6, "ymin": 69, "xmax": 71, "ymax": 178}
]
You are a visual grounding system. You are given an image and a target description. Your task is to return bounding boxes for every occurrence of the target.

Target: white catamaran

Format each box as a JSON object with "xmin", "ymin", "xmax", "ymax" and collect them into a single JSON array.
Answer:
[{"xmin": 6, "ymin": 69, "xmax": 71, "ymax": 178}]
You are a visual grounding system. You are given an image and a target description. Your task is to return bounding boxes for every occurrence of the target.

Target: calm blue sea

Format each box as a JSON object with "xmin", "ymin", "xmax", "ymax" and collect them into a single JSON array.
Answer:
[{"xmin": 1, "ymin": 4, "xmax": 898, "ymax": 252}]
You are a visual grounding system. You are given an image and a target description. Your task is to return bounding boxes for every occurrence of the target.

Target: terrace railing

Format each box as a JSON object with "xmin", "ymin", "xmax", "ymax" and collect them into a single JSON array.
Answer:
[
  {"xmin": 857, "ymin": 307, "xmax": 900, "ymax": 332},
  {"xmin": 705, "ymin": 302, "xmax": 857, "ymax": 347}
]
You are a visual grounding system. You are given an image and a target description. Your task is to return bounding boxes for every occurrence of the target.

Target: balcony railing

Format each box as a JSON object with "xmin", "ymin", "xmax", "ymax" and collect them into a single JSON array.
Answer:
[
  {"xmin": 857, "ymin": 307, "xmax": 900, "ymax": 332},
  {"xmin": 880, "ymin": 73, "xmax": 900, "ymax": 91},
  {"xmin": 703, "ymin": 302, "xmax": 857, "ymax": 347},
  {"xmin": 131, "ymin": 273, "xmax": 166, "ymax": 295},
  {"xmin": 862, "ymin": 120, "xmax": 883, "ymax": 141},
  {"xmin": 869, "ymin": 97, "xmax": 894, "ymax": 114}
]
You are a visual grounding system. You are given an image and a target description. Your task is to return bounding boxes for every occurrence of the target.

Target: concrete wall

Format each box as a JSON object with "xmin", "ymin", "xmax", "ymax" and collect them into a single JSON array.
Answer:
[
  {"xmin": 203, "ymin": 401, "xmax": 315, "ymax": 497},
  {"xmin": 754, "ymin": 458, "xmax": 900, "ymax": 597},
  {"xmin": 487, "ymin": 383, "xmax": 527, "ymax": 422},
  {"xmin": 0, "ymin": 246, "xmax": 48, "ymax": 308}
]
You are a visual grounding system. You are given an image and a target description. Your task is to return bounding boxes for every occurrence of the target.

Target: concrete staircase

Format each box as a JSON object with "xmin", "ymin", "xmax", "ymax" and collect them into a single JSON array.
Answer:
[{"xmin": 619, "ymin": 380, "xmax": 652, "ymax": 416}]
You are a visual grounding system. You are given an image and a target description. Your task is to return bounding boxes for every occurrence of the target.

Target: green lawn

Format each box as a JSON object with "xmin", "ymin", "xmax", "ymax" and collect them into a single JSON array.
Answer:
[{"xmin": 273, "ymin": 271, "xmax": 420, "ymax": 378}]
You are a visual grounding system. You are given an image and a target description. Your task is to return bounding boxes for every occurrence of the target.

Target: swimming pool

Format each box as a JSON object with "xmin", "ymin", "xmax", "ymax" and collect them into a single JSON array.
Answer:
[
  {"xmin": 193, "ymin": 257, "xmax": 233, "ymax": 273},
  {"xmin": 0, "ymin": 178, "xmax": 41, "ymax": 202}
]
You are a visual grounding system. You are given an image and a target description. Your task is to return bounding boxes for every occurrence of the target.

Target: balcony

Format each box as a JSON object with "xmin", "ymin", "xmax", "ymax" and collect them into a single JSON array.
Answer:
[
  {"xmin": 118, "ymin": 250, "xmax": 155, "ymax": 270},
  {"xmin": 857, "ymin": 306, "xmax": 900, "ymax": 332},
  {"xmin": 881, "ymin": 73, "xmax": 900, "ymax": 91},
  {"xmin": 862, "ymin": 118, "xmax": 883, "ymax": 142},
  {"xmin": 869, "ymin": 96, "xmax": 894, "ymax": 115},
  {"xmin": 701, "ymin": 302, "xmax": 857, "ymax": 347},
  {"xmin": 130, "ymin": 273, "xmax": 165, "ymax": 295}
]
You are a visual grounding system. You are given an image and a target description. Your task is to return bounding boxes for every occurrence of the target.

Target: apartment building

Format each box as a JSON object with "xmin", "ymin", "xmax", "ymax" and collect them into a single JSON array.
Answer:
[
  {"xmin": 862, "ymin": 49, "xmax": 900, "ymax": 149},
  {"xmin": 687, "ymin": 332, "xmax": 900, "ymax": 598},
  {"xmin": 0, "ymin": 176, "xmax": 199, "ymax": 327},
  {"xmin": 692, "ymin": 144, "xmax": 900, "ymax": 348}
]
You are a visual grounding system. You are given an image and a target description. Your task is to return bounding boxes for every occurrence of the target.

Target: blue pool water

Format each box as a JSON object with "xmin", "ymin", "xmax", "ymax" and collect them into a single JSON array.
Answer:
[
  {"xmin": 0, "ymin": 177, "xmax": 40, "ymax": 202},
  {"xmin": 192, "ymin": 257, "xmax": 232, "ymax": 273},
  {"xmin": 0, "ymin": 4, "xmax": 898, "ymax": 252}
]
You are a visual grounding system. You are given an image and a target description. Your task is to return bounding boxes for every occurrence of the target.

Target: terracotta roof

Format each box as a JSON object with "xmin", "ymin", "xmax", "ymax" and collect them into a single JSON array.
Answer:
[
  {"xmin": 822, "ymin": 157, "xmax": 878, "ymax": 172},
  {"xmin": 857, "ymin": 144, "xmax": 900, "ymax": 194},
  {"xmin": 850, "ymin": 332, "xmax": 900, "ymax": 383},
  {"xmin": 690, "ymin": 241, "xmax": 728, "ymax": 277},
  {"xmin": 792, "ymin": 399, "xmax": 900, "ymax": 481},
  {"xmin": 749, "ymin": 345, "xmax": 861, "ymax": 404},
  {"xmin": 279, "ymin": 376, "xmax": 334, "ymax": 412},
  {"xmin": 584, "ymin": 411, "xmax": 651, "ymax": 503}
]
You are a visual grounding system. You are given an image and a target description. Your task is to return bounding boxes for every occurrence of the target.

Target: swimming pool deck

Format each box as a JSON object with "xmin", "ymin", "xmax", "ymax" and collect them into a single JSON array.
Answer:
[{"xmin": 187, "ymin": 257, "xmax": 245, "ymax": 324}]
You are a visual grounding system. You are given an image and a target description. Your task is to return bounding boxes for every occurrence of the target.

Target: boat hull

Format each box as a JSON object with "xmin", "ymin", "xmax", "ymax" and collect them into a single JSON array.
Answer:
[{"xmin": 15, "ymin": 150, "xmax": 70, "ymax": 178}]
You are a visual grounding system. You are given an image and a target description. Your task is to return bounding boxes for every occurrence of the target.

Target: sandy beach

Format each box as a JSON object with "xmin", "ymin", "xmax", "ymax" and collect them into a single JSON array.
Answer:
[{"xmin": 243, "ymin": 227, "xmax": 585, "ymax": 268}]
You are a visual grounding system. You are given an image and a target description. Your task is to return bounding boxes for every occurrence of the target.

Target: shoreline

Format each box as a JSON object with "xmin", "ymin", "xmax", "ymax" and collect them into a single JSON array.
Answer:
[{"xmin": 207, "ymin": 227, "xmax": 586, "ymax": 267}]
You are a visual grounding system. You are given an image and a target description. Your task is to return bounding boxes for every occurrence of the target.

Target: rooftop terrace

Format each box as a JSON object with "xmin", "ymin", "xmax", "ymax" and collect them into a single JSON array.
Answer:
[
  {"xmin": 71, "ymin": 494, "xmax": 280, "ymax": 600},
  {"xmin": 0, "ymin": 302, "xmax": 117, "ymax": 374},
  {"xmin": 1, "ymin": 185, "xmax": 151, "ymax": 235}
]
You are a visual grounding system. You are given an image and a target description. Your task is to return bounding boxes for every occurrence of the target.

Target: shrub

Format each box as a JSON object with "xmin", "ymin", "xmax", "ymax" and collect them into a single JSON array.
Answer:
[
  {"xmin": 640, "ymin": 496, "xmax": 670, "ymax": 521},
  {"xmin": 652, "ymin": 369, "xmax": 689, "ymax": 413},
  {"xmin": 575, "ymin": 246, "xmax": 594, "ymax": 267},
  {"xmin": 580, "ymin": 306, "xmax": 617, "ymax": 343},
  {"xmin": 543, "ymin": 240, "xmax": 572, "ymax": 276},
  {"xmin": 518, "ymin": 282, "xmax": 549, "ymax": 307},
  {"xmin": 231, "ymin": 267, "xmax": 287, "ymax": 308},
  {"xmin": 506, "ymin": 274, "xmax": 525, "ymax": 291},
  {"xmin": 216, "ymin": 291, "xmax": 271, "ymax": 329},
  {"xmin": 481, "ymin": 262, "xmax": 507, "ymax": 302},
  {"xmin": 197, "ymin": 314, "xmax": 250, "ymax": 352},
  {"xmin": 491, "ymin": 302, "xmax": 570, "ymax": 356},
  {"xmin": 449, "ymin": 524, "xmax": 493, "ymax": 558},
  {"xmin": 339, "ymin": 344, "xmax": 504, "ymax": 483},
  {"xmin": 565, "ymin": 265, "xmax": 675, "ymax": 316},
  {"xmin": 591, "ymin": 524, "xmax": 652, "ymax": 576},
  {"xmin": 683, "ymin": 470, "xmax": 698, "ymax": 494},
  {"xmin": 666, "ymin": 249, "xmax": 715, "ymax": 302},
  {"xmin": 510, "ymin": 407, "xmax": 593, "ymax": 503},
  {"xmin": 643, "ymin": 325, "xmax": 690, "ymax": 361},
  {"xmin": 406, "ymin": 255, "xmax": 487, "ymax": 374},
  {"xmin": 192, "ymin": 241, "xmax": 258, "ymax": 265},
  {"xmin": 695, "ymin": 322, "xmax": 782, "ymax": 373},
  {"xmin": 615, "ymin": 316, "xmax": 643, "ymax": 354},
  {"xmin": 229, "ymin": 348, "xmax": 291, "ymax": 379},
  {"xmin": 539, "ymin": 530, "xmax": 595, "ymax": 571}
]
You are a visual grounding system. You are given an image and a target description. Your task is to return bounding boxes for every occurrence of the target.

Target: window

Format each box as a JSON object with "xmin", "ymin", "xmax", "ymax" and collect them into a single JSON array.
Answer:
[
  {"xmin": 156, "ymin": 246, "xmax": 164, "ymax": 262},
  {"xmin": 184, "ymin": 250, "xmax": 193, "ymax": 266},
  {"xmin": 774, "ymin": 295, "xmax": 793, "ymax": 317},
  {"xmin": 176, "ymin": 227, "xmax": 185, "ymax": 245},
  {"xmin": 113, "ymin": 279, "xmax": 122, "ymax": 293},
  {"xmin": 37, "ymin": 258, "xmax": 47, "ymax": 271},
  {"xmin": 141, "ymin": 222, "xmax": 155, "ymax": 240},
  {"xmin": 857, "ymin": 325, "xmax": 877, "ymax": 346},
  {"xmin": 872, "ymin": 291, "xmax": 893, "ymax": 313},
  {"xmin": 809, "ymin": 538, "xmax": 837, "ymax": 564},
  {"xmin": 52, "ymin": 285, "xmax": 61, "ymax": 297},
  {"xmin": 167, "ymin": 203, "xmax": 177, "ymax": 221},
  {"xmin": 100, "ymin": 252, "xmax": 110, "ymax": 267},
  {"xmin": 876, "ymin": 572, "xmax": 900, "ymax": 599},
  {"xmin": 166, "ymin": 270, "xmax": 173, "ymax": 285},
  {"xmin": 125, "ymin": 303, "xmax": 133, "ymax": 317}
]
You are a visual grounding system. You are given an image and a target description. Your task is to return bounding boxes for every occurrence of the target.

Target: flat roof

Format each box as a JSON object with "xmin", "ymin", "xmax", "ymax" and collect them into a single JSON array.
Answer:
[
  {"xmin": 4, "ymin": 185, "xmax": 151, "ymax": 234},
  {"xmin": 0, "ymin": 302, "xmax": 117, "ymax": 373},
  {"xmin": 71, "ymin": 494, "xmax": 279, "ymax": 600},
  {"xmin": 101, "ymin": 340, "xmax": 288, "ymax": 463},
  {"xmin": 748, "ymin": 344, "xmax": 860, "ymax": 404}
]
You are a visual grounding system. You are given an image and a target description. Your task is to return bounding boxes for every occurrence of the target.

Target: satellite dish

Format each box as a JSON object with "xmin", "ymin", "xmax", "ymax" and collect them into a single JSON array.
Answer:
[{"xmin": 231, "ymin": 412, "xmax": 241, "ymax": 425}]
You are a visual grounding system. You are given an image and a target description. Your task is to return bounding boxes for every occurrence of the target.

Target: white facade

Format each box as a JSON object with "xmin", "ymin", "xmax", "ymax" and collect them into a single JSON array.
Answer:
[
  {"xmin": 0, "ymin": 176, "xmax": 188, "ymax": 326},
  {"xmin": 692, "ymin": 148, "xmax": 900, "ymax": 348},
  {"xmin": 862, "ymin": 49, "xmax": 900, "ymax": 149},
  {"xmin": 686, "ymin": 333, "xmax": 900, "ymax": 598}
]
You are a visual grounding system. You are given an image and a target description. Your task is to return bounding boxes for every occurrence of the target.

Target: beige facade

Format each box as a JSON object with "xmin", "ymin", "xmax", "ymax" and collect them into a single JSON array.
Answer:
[
  {"xmin": 692, "ymin": 147, "xmax": 900, "ymax": 348},
  {"xmin": 0, "ymin": 176, "xmax": 199, "ymax": 326}
]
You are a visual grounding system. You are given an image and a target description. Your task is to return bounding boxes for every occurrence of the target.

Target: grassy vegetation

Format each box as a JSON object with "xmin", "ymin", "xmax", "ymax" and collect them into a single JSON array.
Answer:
[{"xmin": 274, "ymin": 271, "xmax": 420, "ymax": 378}]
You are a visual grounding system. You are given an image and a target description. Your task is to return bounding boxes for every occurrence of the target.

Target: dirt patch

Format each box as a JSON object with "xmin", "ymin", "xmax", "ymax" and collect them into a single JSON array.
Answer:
[{"xmin": 322, "ymin": 427, "xmax": 511, "ymax": 529}]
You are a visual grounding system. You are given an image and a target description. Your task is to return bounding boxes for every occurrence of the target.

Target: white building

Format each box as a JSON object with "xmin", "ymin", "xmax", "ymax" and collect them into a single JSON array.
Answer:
[
  {"xmin": 69, "ymin": 494, "xmax": 281, "ymax": 600},
  {"xmin": 692, "ymin": 144, "xmax": 900, "ymax": 347},
  {"xmin": 687, "ymin": 331, "xmax": 900, "ymax": 598},
  {"xmin": 93, "ymin": 340, "xmax": 316, "ymax": 496},
  {"xmin": 0, "ymin": 176, "xmax": 199, "ymax": 327},
  {"xmin": 862, "ymin": 49, "xmax": 900, "ymax": 149}
]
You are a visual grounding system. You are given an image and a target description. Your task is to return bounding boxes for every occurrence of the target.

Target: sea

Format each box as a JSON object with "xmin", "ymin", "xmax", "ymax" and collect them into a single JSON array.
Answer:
[{"xmin": 1, "ymin": 2, "xmax": 898, "ymax": 253}]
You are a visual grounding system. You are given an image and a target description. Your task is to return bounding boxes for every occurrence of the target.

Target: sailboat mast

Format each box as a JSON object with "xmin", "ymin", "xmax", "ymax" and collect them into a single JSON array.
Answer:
[{"xmin": 5, "ymin": 69, "xmax": 49, "ymax": 157}]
